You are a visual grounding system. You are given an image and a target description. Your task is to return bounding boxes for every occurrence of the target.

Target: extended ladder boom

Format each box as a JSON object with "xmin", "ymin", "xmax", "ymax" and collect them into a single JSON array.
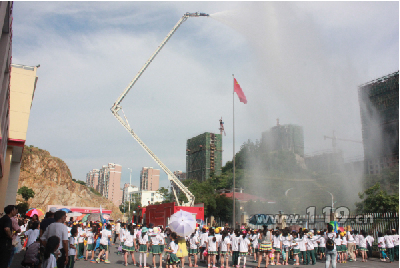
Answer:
[{"xmin": 111, "ymin": 12, "xmax": 209, "ymax": 207}]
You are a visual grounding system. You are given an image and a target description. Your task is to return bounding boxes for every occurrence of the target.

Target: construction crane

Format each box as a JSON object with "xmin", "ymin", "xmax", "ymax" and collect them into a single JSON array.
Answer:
[
  {"xmin": 324, "ymin": 131, "xmax": 362, "ymax": 152},
  {"xmin": 110, "ymin": 12, "xmax": 209, "ymax": 207}
]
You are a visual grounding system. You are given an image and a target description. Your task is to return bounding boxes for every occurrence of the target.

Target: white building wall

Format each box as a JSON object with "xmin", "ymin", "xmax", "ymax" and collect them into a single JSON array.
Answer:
[{"xmin": 129, "ymin": 190, "xmax": 164, "ymax": 207}]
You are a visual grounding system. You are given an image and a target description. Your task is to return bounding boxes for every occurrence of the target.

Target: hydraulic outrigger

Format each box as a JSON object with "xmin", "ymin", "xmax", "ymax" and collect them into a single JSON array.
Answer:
[{"xmin": 111, "ymin": 12, "xmax": 209, "ymax": 207}]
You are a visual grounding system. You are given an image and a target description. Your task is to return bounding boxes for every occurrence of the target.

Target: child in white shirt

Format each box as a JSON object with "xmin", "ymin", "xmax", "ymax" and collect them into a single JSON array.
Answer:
[
  {"xmin": 280, "ymin": 231, "xmax": 291, "ymax": 265},
  {"xmin": 188, "ymin": 231, "xmax": 199, "ymax": 267},
  {"xmin": 231, "ymin": 230, "xmax": 240, "ymax": 268},
  {"xmin": 68, "ymin": 227, "xmax": 78, "ymax": 266},
  {"xmin": 165, "ymin": 232, "xmax": 180, "ymax": 268},
  {"xmin": 272, "ymin": 231, "xmax": 282, "ymax": 265},
  {"xmin": 220, "ymin": 231, "xmax": 231, "ymax": 268},
  {"xmin": 385, "ymin": 230, "xmax": 395, "ymax": 263},
  {"xmin": 238, "ymin": 233, "xmax": 250, "ymax": 268},
  {"xmin": 292, "ymin": 233, "xmax": 300, "ymax": 265},
  {"xmin": 206, "ymin": 228, "xmax": 218, "ymax": 268}
]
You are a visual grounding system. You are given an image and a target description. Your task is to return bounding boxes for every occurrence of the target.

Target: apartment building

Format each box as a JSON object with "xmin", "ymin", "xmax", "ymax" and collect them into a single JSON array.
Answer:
[
  {"xmin": 87, "ymin": 163, "xmax": 122, "ymax": 206},
  {"xmin": 86, "ymin": 169, "xmax": 100, "ymax": 190},
  {"xmin": 140, "ymin": 167, "xmax": 160, "ymax": 191}
]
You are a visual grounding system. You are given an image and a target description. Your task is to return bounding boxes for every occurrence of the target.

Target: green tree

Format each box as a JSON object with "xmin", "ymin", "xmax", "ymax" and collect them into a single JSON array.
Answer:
[
  {"xmin": 17, "ymin": 186, "xmax": 35, "ymax": 202},
  {"xmin": 356, "ymin": 182, "xmax": 399, "ymax": 213},
  {"xmin": 119, "ymin": 200, "xmax": 141, "ymax": 214},
  {"xmin": 16, "ymin": 202, "xmax": 29, "ymax": 215},
  {"xmin": 76, "ymin": 180, "xmax": 86, "ymax": 186},
  {"xmin": 157, "ymin": 187, "xmax": 174, "ymax": 203},
  {"xmin": 364, "ymin": 165, "xmax": 399, "ymax": 194}
]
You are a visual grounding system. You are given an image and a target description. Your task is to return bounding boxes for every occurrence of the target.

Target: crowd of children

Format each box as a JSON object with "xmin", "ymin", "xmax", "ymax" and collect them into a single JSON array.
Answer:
[
  {"xmin": 114, "ymin": 224, "xmax": 399, "ymax": 267},
  {"xmin": 16, "ymin": 216, "xmax": 400, "ymax": 268}
]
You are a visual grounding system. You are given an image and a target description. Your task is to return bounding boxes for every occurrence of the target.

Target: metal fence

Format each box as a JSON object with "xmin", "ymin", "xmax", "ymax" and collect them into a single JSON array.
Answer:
[{"xmin": 247, "ymin": 212, "xmax": 399, "ymax": 245}]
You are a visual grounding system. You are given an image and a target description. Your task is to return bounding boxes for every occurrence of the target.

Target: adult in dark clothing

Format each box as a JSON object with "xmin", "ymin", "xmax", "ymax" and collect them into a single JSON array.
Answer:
[
  {"xmin": 40, "ymin": 207, "xmax": 57, "ymax": 236},
  {"xmin": 27, "ymin": 214, "xmax": 39, "ymax": 230},
  {"xmin": 0, "ymin": 205, "xmax": 17, "ymax": 268}
]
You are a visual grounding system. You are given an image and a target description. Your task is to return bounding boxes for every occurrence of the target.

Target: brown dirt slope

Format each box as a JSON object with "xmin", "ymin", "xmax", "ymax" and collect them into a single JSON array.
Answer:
[{"xmin": 18, "ymin": 145, "xmax": 122, "ymax": 220}]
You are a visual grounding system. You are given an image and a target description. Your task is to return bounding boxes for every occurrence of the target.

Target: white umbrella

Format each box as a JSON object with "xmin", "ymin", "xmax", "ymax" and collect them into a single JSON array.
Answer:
[
  {"xmin": 67, "ymin": 212, "xmax": 82, "ymax": 217},
  {"xmin": 168, "ymin": 210, "xmax": 196, "ymax": 237}
]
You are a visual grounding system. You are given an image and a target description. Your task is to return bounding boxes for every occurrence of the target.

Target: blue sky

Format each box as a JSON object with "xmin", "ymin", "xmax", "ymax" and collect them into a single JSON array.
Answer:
[{"xmin": 12, "ymin": 2, "xmax": 399, "ymax": 189}]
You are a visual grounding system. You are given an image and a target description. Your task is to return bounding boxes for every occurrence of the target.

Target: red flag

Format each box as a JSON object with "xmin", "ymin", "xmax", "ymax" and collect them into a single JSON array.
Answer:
[{"xmin": 234, "ymin": 78, "xmax": 247, "ymax": 104}]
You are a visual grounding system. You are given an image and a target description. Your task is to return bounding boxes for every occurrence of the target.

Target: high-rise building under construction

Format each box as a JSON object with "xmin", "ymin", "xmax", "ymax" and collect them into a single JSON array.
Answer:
[
  {"xmin": 358, "ymin": 71, "xmax": 399, "ymax": 175},
  {"xmin": 186, "ymin": 132, "xmax": 222, "ymax": 182},
  {"xmin": 261, "ymin": 121, "xmax": 304, "ymax": 157}
]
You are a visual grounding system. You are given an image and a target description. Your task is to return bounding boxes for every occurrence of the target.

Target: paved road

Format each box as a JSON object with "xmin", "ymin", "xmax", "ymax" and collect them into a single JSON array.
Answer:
[{"xmin": 10, "ymin": 241, "xmax": 398, "ymax": 268}]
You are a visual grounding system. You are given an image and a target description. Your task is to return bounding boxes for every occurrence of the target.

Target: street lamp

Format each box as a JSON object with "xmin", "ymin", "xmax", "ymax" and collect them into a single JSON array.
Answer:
[{"xmin": 128, "ymin": 168, "xmax": 132, "ymax": 223}]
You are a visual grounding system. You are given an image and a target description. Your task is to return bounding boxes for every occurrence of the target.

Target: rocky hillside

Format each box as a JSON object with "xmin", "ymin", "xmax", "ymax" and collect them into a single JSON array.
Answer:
[{"xmin": 18, "ymin": 145, "xmax": 123, "ymax": 220}]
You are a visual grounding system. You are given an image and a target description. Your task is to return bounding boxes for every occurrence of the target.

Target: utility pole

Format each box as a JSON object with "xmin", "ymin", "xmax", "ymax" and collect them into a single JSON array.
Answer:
[{"xmin": 128, "ymin": 168, "xmax": 132, "ymax": 223}]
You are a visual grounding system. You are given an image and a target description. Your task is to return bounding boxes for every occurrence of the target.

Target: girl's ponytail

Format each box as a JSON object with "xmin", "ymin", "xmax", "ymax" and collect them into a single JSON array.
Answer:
[
  {"xmin": 222, "ymin": 230, "xmax": 227, "ymax": 241},
  {"xmin": 44, "ymin": 236, "xmax": 60, "ymax": 260},
  {"xmin": 170, "ymin": 232, "xmax": 178, "ymax": 244}
]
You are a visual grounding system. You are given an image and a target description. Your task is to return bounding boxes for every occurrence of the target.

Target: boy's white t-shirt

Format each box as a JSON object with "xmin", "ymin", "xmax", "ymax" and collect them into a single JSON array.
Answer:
[
  {"xmin": 42, "ymin": 254, "xmax": 57, "ymax": 268},
  {"xmin": 26, "ymin": 229, "xmax": 40, "ymax": 248},
  {"xmin": 306, "ymin": 237, "xmax": 314, "ymax": 250},
  {"xmin": 298, "ymin": 236, "xmax": 307, "ymax": 251},
  {"xmin": 86, "ymin": 231, "xmax": 94, "ymax": 244},
  {"xmin": 221, "ymin": 237, "xmax": 231, "ymax": 251},
  {"xmin": 231, "ymin": 236, "xmax": 239, "ymax": 251},
  {"xmin": 366, "ymin": 235, "xmax": 374, "ymax": 246},
  {"xmin": 100, "ymin": 229, "xmax": 111, "ymax": 245},
  {"xmin": 319, "ymin": 236, "xmax": 326, "ymax": 247},
  {"xmin": 239, "ymin": 236, "xmax": 250, "ymax": 253},
  {"xmin": 78, "ymin": 228, "xmax": 85, "ymax": 243},
  {"xmin": 385, "ymin": 235, "xmax": 394, "ymax": 248},
  {"xmin": 312, "ymin": 235, "xmax": 319, "ymax": 248},
  {"xmin": 69, "ymin": 237, "xmax": 77, "ymax": 256},
  {"xmin": 393, "ymin": 234, "xmax": 399, "ymax": 246}
]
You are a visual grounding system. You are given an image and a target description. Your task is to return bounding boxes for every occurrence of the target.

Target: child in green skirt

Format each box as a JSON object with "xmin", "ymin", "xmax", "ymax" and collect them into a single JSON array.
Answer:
[
  {"xmin": 188, "ymin": 231, "xmax": 199, "ymax": 267},
  {"xmin": 151, "ymin": 227, "xmax": 163, "ymax": 268},
  {"xmin": 139, "ymin": 227, "xmax": 149, "ymax": 268},
  {"xmin": 123, "ymin": 225, "xmax": 137, "ymax": 266},
  {"xmin": 165, "ymin": 232, "xmax": 180, "ymax": 268}
]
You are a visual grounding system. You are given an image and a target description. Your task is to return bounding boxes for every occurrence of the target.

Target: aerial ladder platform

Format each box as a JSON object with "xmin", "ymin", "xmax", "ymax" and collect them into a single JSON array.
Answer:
[{"xmin": 111, "ymin": 12, "xmax": 209, "ymax": 207}]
